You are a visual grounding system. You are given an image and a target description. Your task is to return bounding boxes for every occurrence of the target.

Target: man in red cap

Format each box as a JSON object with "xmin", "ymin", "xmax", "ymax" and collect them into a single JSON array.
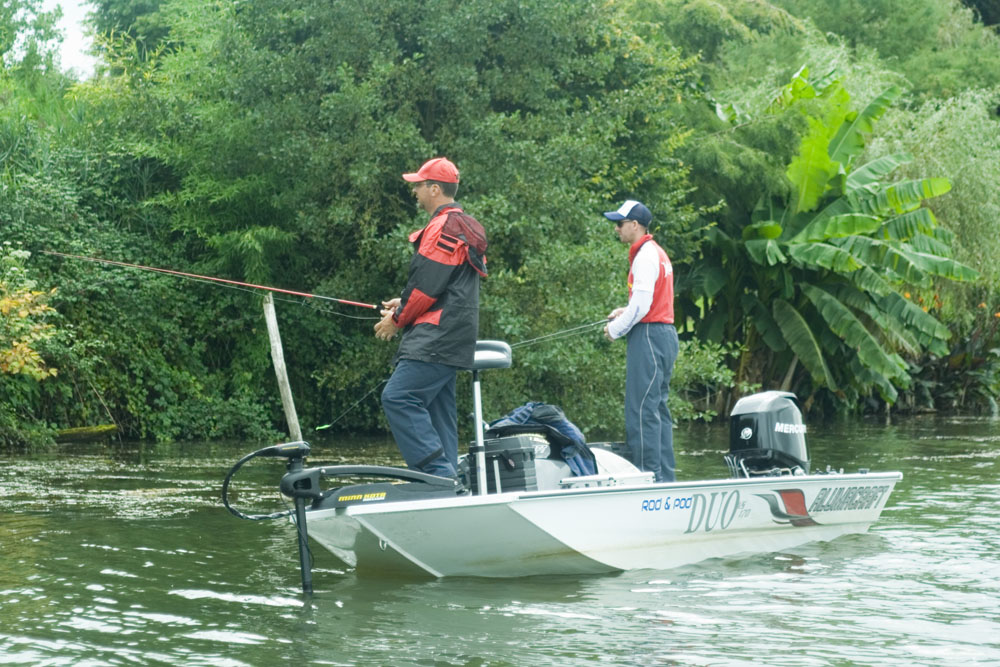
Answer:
[{"xmin": 374, "ymin": 157, "xmax": 487, "ymax": 479}]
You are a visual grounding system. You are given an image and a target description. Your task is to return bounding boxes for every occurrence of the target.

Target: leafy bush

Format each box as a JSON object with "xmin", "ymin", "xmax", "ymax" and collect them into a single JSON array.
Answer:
[
  {"xmin": 669, "ymin": 339, "xmax": 759, "ymax": 422},
  {"xmin": 0, "ymin": 244, "xmax": 60, "ymax": 448},
  {"xmin": 868, "ymin": 88, "xmax": 1000, "ymax": 304},
  {"xmin": 5, "ymin": 0, "xmax": 999, "ymax": 445}
]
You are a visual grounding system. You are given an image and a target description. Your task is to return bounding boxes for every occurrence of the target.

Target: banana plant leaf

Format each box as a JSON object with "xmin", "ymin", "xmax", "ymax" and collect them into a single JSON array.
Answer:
[
  {"xmin": 846, "ymin": 152, "xmax": 912, "ymax": 191},
  {"xmin": 907, "ymin": 234, "xmax": 952, "ymax": 257},
  {"xmin": 802, "ymin": 284, "xmax": 905, "ymax": 380},
  {"xmin": 751, "ymin": 198, "xmax": 788, "ymax": 227},
  {"xmin": 849, "ymin": 178, "xmax": 952, "ymax": 217},
  {"xmin": 877, "ymin": 291, "xmax": 951, "ymax": 355},
  {"xmin": 773, "ymin": 298, "xmax": 837, "ymax": 390},
  {"xmin": 742, "ymin": 220, "xmax": 783, "ymax": 240},
  {"xmin": 836, "ymin": 236, "xmax": 931, "ymax": 285},
  {"xmin": 830, "ymin": 283, "xmax": 920, "ymax": 356},
  {"xmin": 769, "ymin": 64, "xmax": 816, "ymax": 110},
  {"xmin": 902, "ymin": 247, "xmax": 979, "ymax": 282},
  {"xmin": 848, "ymin": 265, "xmax": 893, "ymax": 296},
  {"xmin": 790, "ymin": 213, "xmax": 880, "ymax": 243},
  {"xmin": 703, "ymin": 226, "xmax": 739, "ymax": 256},
  {"xmin": 933, "ymin": 227, "xmax": 956, "ymax": 245},
  {"xmin": 848, "ymin": 356, "xmax": 901, "ymax": 403},
  {"xmin": 828, "ymin": 86, "xmax": 902, "ymax": 166},
  {"xmin": 787, "ymin": 117, "xmax": 840, "ymax": 214},
  {"xmin": 696, "ymin": 264, "xmax": 730, "ymax": 299},
  {"xmin": 701, "ymin": 304, "xmax": 729, "ymax": 343},
  {"xmin": 787, "ymin": 242, "xmax": 861, "ymax": 272},
  {"xmin": 741, "ymin": 293, "xmax": 787, "ymax": 352},
  {"xmin": 745, "ymin": 239, "xmax": 787, "ymax": 266},
  {"xmin": 879, "ymin": 208, "xmax": 937, "ymax": 241}
]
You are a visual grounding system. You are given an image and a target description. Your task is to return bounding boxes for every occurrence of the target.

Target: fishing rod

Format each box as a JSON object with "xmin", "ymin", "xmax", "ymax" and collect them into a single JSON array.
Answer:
[{"xmin": 42, "ymin": 250, "xmax": 379, "ymax": 311}]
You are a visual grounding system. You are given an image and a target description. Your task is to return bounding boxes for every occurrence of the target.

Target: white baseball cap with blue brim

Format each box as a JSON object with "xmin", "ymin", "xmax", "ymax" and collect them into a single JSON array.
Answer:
[{"xmin": 603, "ymin": 200, "xmax": 652, "ymax": 227}]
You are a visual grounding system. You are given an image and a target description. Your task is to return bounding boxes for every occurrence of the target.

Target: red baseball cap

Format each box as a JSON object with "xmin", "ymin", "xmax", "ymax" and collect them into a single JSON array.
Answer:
[{"xmin": 402, "ymin": 157, "xmax": 460, "ymax": 184}]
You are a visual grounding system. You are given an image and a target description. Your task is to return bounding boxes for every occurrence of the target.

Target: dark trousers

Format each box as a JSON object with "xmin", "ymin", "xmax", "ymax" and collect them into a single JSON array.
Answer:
[
  {"xmin": 381, "ymin": 359, "xmax": 458, "ymax": 477},
  {"xmin": 625, "ymin": 323, "xmax": 679, "ymax": 482}
]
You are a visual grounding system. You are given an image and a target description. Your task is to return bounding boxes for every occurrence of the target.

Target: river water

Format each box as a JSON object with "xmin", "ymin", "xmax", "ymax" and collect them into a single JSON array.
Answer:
[{"xmin": 1, "ymin": 417, "xmax": 998, "ymax": 666}]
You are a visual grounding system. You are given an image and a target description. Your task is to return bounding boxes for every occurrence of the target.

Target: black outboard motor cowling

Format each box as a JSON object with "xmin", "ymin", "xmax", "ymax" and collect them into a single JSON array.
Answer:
[{"xmin": 726, "ymin": 391, "xmax": 809, "ymax": 477}]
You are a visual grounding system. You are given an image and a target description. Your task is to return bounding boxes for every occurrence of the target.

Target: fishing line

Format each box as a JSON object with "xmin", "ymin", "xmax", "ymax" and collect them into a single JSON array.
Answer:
[
  {"xmin": 510, "ymin": 320, "xmax": 607, "ymax": 348},
  {"xmin": 315, "ymin": 320, "xmax": 605, "ymax": 427},
  {"xmin": 158, "ymin": 276, "xmax": 380, "ymax": 320},
  {"xmin": 282, "ymin": 299, "xmax": 381, "ymax": 320},
  {"xmin": 315, "ymin": 377, "xmax": 390, "ymax": 431}
]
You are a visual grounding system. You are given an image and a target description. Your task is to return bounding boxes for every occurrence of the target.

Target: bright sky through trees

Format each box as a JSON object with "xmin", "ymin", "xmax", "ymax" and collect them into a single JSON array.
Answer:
[{"xmin": 42, "ymin": 0, "xmax": 95, "ymax": 78}]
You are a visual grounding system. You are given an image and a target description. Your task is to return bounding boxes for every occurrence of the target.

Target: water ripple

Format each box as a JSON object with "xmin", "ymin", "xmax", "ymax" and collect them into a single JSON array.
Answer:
[{"xmin": 2, "ymin": 423, "xmax": 999, "ymax": 666}]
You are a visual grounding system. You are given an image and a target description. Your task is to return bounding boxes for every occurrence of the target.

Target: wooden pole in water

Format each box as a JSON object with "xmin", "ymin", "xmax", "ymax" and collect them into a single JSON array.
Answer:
[{"xmin": 263, "ymin": 293, "xmax": 303, "ymax": 442}]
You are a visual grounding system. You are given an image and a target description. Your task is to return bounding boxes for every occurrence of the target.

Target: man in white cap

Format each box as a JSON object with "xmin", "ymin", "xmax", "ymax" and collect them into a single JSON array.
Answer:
[
  {"xmin": 375, "ymin": 157, "xmax": 487, "ymax": 479},
  {"xmin": 603, "ymin": 200, "xmax": 679, "ymax": 482}
]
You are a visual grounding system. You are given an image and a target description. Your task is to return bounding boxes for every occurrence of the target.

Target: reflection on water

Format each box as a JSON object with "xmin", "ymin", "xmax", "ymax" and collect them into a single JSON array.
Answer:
[{"xmin": 1, "ymin": 418, "xmax": 999, "ymax": 665}]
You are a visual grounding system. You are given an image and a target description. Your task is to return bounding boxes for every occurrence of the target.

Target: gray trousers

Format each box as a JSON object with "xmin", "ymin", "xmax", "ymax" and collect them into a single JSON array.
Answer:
[{"xmin": 625, "ymin": 323, "xmax": 679, "ymax": 482}]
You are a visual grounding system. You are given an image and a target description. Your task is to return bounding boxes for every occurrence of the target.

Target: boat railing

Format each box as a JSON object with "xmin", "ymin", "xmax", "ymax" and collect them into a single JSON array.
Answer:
[{"xmin": 558, "ymin": 471, "xmax": 655, "ymax": 489}]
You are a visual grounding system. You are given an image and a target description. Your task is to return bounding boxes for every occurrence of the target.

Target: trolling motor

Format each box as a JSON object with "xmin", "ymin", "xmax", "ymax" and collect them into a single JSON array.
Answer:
[
  {"xmin": 223, "ymin": 441, "xmax": 462, "ymax": 593},
  {"xmin": 222, "ymin": 441, "xmax": 316, "ymax": 593}
]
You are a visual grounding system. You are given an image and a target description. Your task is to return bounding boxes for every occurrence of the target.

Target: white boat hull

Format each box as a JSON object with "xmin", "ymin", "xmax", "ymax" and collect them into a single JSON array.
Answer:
[{"xmin": 303, "ymin": 472, "xmax": 901, "ymax": 577}]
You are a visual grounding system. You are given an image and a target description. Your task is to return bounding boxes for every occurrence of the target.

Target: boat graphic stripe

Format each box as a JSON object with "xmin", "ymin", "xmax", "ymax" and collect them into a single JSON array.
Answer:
[
  {"xmin": 755, "ymin": 490, "xmax": 820, "ymax": 527},
  {"xmin": 777, "ymin": 489, "xmax": 819, "ymax": 526}
]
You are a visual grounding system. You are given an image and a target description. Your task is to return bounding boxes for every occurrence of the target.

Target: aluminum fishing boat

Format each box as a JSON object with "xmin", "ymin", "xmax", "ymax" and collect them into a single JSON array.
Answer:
[{"xmin": 224, "ymin": 341, "xmax": 902, "ymax": 590}]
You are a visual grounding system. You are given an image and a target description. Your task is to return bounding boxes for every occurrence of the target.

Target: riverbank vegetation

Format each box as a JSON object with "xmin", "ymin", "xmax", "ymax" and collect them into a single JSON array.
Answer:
[{"xmin": 2, "ymin": 0, "xmax": 999, "ymax": 447}]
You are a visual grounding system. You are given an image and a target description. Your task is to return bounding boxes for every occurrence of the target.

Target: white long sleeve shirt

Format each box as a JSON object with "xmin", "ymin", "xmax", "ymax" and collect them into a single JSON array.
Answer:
[{"xmin": 607, "ymin": 242, "xmax": 662, "ymax": 340}]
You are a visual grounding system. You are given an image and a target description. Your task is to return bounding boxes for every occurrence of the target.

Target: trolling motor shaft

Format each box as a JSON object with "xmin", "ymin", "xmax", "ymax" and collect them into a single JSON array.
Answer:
[{"xmin": 283, "ymin": 449, "xmax": 314, "ymax": 595}]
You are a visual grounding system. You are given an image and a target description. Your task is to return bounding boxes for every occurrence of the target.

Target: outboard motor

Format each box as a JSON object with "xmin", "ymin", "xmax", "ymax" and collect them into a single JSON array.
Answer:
[{"xmin": 726, "ymin": 391, "xmax": 809, "ymax": 477}]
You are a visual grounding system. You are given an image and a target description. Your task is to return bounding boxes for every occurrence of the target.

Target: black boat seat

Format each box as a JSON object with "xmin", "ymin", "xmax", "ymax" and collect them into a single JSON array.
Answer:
[{"xmin": 472, "ymin": 340, "xmax": 512, "ymax": 371}]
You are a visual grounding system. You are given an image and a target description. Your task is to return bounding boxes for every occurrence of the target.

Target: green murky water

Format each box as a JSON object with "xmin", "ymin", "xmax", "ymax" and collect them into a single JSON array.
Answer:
[{"xmin": 2, "ymin": 417, "xmax": 998, "ymax": 665}]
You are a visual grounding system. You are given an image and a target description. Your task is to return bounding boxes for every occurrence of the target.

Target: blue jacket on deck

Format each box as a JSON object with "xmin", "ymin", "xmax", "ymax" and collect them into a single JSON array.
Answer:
[{"xmin": 488, "ymin": 402, "xmax": 596, "ymax": 476}]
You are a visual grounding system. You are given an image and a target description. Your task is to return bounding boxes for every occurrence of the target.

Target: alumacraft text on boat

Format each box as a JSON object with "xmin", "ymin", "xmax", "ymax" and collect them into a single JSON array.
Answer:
[{"xmin": 808, "ymin": 484, "xmax": 891, "ymax": 513}]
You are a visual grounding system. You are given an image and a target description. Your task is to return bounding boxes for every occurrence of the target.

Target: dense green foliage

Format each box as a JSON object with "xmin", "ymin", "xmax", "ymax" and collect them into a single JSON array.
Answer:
[
  {"xmin": 2, "ymin": 0, "xmax": 999, "ymax": 447},
  {"xmin": 3, "ymin": 0, "xmax": 723, "ymax": 446},
  {"xmin": 866, "ymin": 88, "xmax": 1000, "ymax": 412},
  {"xmin": 692, "ymin": 69, "xmax": 977, "ymax": 410},
  {"xmin": 640, "ymin": 0, "xmax": 1000, "ymax": 414},
  {"xmin": 0, "ymin": 245, "xmax": 59, "ymax": 446},
  {"xmin": 771, "ymin": 0, "xmax": 1000, "ymax": 99},
  {"xmin": 1, "ymin": 0, "xmax": 60, "ymax": 71}
]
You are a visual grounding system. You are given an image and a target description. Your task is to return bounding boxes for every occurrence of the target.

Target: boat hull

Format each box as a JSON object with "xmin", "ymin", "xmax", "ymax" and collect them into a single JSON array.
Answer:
[{"xmin": 302, "ymin": 471, "xmax": 902, "ymax": 577}]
